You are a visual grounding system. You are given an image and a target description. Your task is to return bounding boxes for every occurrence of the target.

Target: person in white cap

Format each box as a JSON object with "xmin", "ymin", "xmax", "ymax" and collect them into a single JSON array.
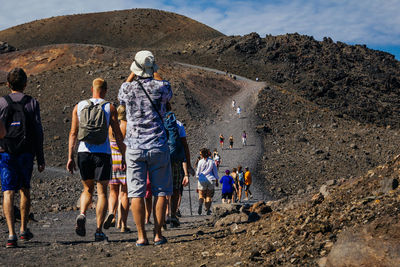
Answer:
[{"xmin": 118, "ymin": 50, "xmax": 173, "ymax": 246}]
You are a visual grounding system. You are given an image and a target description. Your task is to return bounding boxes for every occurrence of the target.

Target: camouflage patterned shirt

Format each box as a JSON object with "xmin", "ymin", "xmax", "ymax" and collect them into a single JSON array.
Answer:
[{"xmin": 118, "ymin": 78, "xmax": 172, "ymax": 150}]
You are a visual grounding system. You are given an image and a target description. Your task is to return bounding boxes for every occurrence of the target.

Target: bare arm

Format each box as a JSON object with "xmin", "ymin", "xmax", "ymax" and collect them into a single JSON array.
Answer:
[
  {"xmin": 181, "ymin": 137, "xmax": 194, "ymax": 176},
  {"xmin": 110, "ymin": 104, "xmax": 126, "ymax": 168},
  {"xmin": 182, "ymin": 161, "xmax": 189, "ymax": 186},
  {"xmin": 126, "ymin": 72, "xmax": 135, "ymax": 83},
  {"xmin": 66, "ymin": 105, "xmax": 79, "ymax": 174}
]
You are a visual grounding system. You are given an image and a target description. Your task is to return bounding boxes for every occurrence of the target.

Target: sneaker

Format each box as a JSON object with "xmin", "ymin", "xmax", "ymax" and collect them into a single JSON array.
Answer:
[
  {"xmin": 198, "ymin": 206, "xmax": 202, "ymax": 215},
  {"xmin": 165, "ymin": 216, "xmax": 171, "ymax": 224},
  {"xmin": 75, "ymin": 214, "xmax": 86, "ymax": 237},
  {"xmin": 170, "ymin": 216, "xmax": 180, "ymax": 228},
  {"xmin": 6, "ymin": 237, "xmax": 17, "ymax": 248},
  {"xmin": 250, "ymin": 195, "xmax": 254, "ymax": 199},
  {"xmin": 103, "ymin": 214, "xmax": 114, "ymax": 230},
  {"xmin": 19, "ymin": 229, "xmax": 34, "ymax": 241},
  {"xmin": 206, "ymin": 210, "xmax": 212, "ymax": 215},
  {"xmin": 94, "ymin": 232, "xmax": 108, "ymax": 242},
  {"xmin": 176, "ymin": 209, "xmax": 182, "ymax": 217}
]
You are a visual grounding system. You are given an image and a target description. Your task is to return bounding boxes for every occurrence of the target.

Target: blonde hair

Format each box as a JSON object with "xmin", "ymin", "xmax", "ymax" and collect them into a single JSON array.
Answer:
[
  {"xmin": 92, "ymin": 78, "xmax": 107, "ymax": 92},
  {"xmin": 117, "ymin": 105, "xmax": 126, "ymax": 121}
]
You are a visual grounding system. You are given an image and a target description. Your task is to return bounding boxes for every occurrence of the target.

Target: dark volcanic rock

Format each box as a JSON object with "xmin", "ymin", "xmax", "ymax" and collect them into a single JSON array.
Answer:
[{"xmin": 0, "ymin": 41, "xmax": 16, "ymax": 54}]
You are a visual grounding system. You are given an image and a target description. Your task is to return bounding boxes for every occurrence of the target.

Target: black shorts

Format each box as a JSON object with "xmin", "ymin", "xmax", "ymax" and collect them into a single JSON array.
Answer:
[
  {"xmin": 222, "ymin": 192, "xmax": 233, "ymax": 199},
  {"xmin": 77, "ymin": 152, "xmax": 112, "ymax": 181}
]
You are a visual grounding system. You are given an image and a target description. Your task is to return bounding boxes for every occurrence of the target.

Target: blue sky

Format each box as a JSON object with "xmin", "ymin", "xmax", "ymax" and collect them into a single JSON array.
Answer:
[{"xmin": 0, "ymin": 0, "xmax": 399, "ymax": 59}]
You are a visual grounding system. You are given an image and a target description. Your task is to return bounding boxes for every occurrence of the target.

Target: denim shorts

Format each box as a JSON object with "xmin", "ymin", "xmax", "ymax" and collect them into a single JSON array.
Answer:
[
  {"xmin": 126, "ymin": 146, "xmax": 172, "ymax": 198},
  {"xmin": 0, "ymin": 152, "xmax": 34, "ymax": 191}
]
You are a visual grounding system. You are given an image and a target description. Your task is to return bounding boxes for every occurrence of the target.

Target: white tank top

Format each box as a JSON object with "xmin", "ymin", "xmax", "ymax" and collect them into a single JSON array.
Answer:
[{"xmin": 77, "ymin": 98, "xmax": 111, "ymax": 154}]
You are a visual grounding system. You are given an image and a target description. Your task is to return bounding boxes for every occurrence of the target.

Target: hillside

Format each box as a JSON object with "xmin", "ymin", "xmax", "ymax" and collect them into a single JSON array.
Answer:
[{"xmin": 0, "ymin": 9, "xmax": 223, "ymax": 50}]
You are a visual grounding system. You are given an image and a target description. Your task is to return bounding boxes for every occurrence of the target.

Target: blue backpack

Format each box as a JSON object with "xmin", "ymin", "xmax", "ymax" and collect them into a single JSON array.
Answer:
[{"xmin": 164, "ymin": 111, "xmax": 186, "ymax": 162}]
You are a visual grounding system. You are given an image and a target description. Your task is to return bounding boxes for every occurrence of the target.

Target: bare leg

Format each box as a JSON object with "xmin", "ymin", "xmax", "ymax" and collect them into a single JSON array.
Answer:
[
  {"xmin": 96, "ymin": 181, "xmax": 108, "ymax": 230},
  {"xmin": 3, "ymin": 190, "xmax": 16, "ymax": 237},
  {"xmin": 145, "ymin": 197, "xmax": 152, "ymax": 224},
  {"xmin": 153, "ymin": 196, "xmax": 167, "ymax": 242},
  {"xmin": 131, "ymin": 197, "xmax": 147, "ymax": 243},
  {"xmin": 80, "ymin": 180, "xmax": 95, "ymax": 215},
  {"xmin": 238, "ymin": 186, "xmax": 242, "ymax": 202},
  {"xmin": 205, "ymin": 197, "xmax": 212, "ymax": 211},
  {"xmin": 108, "ymin": 184, "xmax": 119, "ymax": 217},
  {"xmin": 19, "ymin": 188, "xmax": 30, "ymax": 233},
  {"xmin": 119, "ymin": 185, "xmax": 129, "ymax": 229}
]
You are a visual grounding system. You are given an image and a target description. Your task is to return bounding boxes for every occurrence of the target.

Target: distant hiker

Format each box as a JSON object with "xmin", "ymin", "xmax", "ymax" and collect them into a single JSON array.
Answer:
[
  {"xmin": 231, "ymin": 100, "xmax": 236, "ymax": 111},
  {"xmin": 237, "ymin": 166, "xmax": 245, "ymax": 202},
  {"xmin": 256, "ymin": 77, "xmax": 259, "ymax": 82},
  {"xmin": 237, "ymin": 106, "xmax": 242, "ymax": 118},
  {"xmin": 67, "ymin": 78, "xmax": 126, "ymax": 242},
  {"xmin": 231, "ymin": 167, "xmax": 238, "ymax": 202},
  {"xmin": 196, "ymin": 148, "xmax": 219, "ymax": 215},
  {"xmin": 219, "ymin": 134, "xmax": 225, "ymax": 149},
  {"xmin": 213, "ymin": 151, "xmax": 221, "ymax": 170},
  {"xmin": 229, "ymin": 135, "xmax": 234, "ymax": 149},
  {"xmin": 105, "ymin": 105, "xmax": 129, "ymax": 232},
  {"xmin": 242, "ymin": 131, "xmax": 247, "ymax": 146},
  {"xmin": 0, "ymin": 68, "xmax": 45, "ymax": 248},
  {"xmin": 165, "ymin": 103, "xmax": 193, "ymax": 228},
  {"xmin": 219, "ymin": 170, "xmax": 236, "ymax": 204},
  {"xmin": 244, "ymin": 167, "xmax": 253, "ymax": 200},
  {"xmin": 118, "ymin": 50, "xmax": 172, "ymax": 246}
]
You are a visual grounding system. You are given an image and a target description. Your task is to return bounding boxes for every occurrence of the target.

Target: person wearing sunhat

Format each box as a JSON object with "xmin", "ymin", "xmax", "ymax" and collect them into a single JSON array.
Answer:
[{"xmin": 118, "ymin": 50, "xmax": 173, "ymax": 246}]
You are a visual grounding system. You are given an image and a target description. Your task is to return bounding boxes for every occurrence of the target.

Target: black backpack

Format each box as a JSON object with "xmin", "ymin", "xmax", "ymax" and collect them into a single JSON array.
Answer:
[{"xmin": 0, "ymin": 95, "xmax": 34, "ymax": 154}]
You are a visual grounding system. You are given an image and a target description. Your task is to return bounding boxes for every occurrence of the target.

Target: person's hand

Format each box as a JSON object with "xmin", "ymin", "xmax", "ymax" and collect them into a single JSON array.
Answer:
[
  {"xmin": 215, "ymin": 181, "xmax": 219, "ymax": 187},
  {"xmin": 66, "ymin": 159, "xmax": 76, "ymax": 174},
  {"xmin": 120, "ymin": 157, "xmax": 127, "ymax": 171},
  {"xmin": 182, "ymin": 175, "xmax": 189, "ymax": 187},
  {"xmin": 38, "ymin": 164, "xmax": 45, "ymax": 173}
]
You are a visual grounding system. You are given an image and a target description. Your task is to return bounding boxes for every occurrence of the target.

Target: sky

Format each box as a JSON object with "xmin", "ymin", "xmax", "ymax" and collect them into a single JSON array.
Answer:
[{"xmin": 0, "ymin": 0, "xmax": 399, "ymax": 59}]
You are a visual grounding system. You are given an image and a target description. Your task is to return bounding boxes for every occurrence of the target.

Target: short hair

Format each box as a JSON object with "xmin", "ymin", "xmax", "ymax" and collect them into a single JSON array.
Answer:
[
  {"xmin": 7, "ymin": 68, "xmax": 27, "ymax": 91},
  {"xmin": 237, "ymin": 165, "xmax": 242, "ymax": 172},
  {"xmin": 92, "ymin": 78, "xmax": 107, "ymax": 92},
  {"xmin": 117, "ymin": 105, "xmax": 126, "ymax": 121}
]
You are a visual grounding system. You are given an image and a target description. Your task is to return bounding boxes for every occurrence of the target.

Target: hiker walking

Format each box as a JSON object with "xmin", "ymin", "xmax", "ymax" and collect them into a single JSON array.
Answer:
[
  {"xmin": 196, "ymin": 148, "xmax": 219, "ymax": 215},
  {"xmin": 242, "ymin": 131, "xmax": 247, "ymax": 146},
  {"xmin": 244, "ymin": 167, "xmax": 253, "ymax": 200},
  {"xmin": 118, "ymin": 50, "xmax": 172, "ymax": 246},
  {"xmin": 237, "ymin": 166, "xmax": 245, "ymax": 202},
  {"xmin": 165, "ymin": 103, "xmax": 193, "ymax": 228},
  {"xmin": 237, "ymin": 106, "xmax": 242, "ymax": 118},
  {"xmin": 105, "ymin": 105, "xmax": 129, "ymax": 232},
  {"xmin": 231, "ymin": 167, "xmax": 238, "ymax": 202},
  {"xmin": 67, "ymin": 78, "xmax": 126, "ymax": 242},
  {"xmin": 231, "ymin": 100, "xmax": 236, "ymax": 111},
  {"xmin": 0, "ymin": 68, "xmax": 45, "ymax": 248},
  {"xmin": 229, "ymin": 135, "xmax": 234, "ymax": 149},
  {"xmin": 219, "ymin": 170, "xmax": 237, "ymax": 204},
  {"xmin": 213, "ymin": 151, "xmax": 221, "ymax": 170},
  {"xmin": 219, "ymin": 134, "xmax": 224, "ymax": 149}
]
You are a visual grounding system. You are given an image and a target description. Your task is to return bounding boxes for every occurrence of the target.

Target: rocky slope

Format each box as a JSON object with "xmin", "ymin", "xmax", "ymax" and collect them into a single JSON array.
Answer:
[{"xmin": 0, "ymin": 9, "xmax": 223, "ymax": 50}]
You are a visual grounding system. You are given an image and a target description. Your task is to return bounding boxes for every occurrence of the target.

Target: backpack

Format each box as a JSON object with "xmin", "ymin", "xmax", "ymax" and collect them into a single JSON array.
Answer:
[
  {"xmin": 77, "ymin": 100, "xmax": 109, "ymax": 145},
  {"xmin": 0, "ymin": 95, "xmax": 34, "ymax": 155},
  {"xmin": 164, "ymin": 111, "xmax": 185, "ymax": 162},
  {"xmin": 238, "ymin": 171, "xmax": 245, "ymax": 182}
]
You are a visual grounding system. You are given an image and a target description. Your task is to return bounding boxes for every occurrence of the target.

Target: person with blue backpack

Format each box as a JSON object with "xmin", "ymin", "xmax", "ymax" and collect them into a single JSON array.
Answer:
[
  {"xmin": 237, "ymin": 165, "xmax": 245, "ymax": 202},
  {"xmin": 164, "ymin": 103, "xmax": 194, "ymax": 227}
]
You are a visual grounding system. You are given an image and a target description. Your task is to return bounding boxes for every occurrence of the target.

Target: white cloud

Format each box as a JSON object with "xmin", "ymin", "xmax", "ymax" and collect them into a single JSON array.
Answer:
[{"xmin": 0, "ymin": 0, "xmax": 399, "ymax": 47}]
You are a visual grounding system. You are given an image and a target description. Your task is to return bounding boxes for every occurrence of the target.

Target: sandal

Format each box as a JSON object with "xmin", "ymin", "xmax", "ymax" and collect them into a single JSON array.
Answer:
[
  {"xmin": 103, "ymin": 214, "xmax": 114, "ymax": 229},
  {"xmin": 154, "ymin": 236, "xmax": 167, "ymax": 246},
  {"xmin": 136, "ymin": 240, "xmax": 149, "ymax": 247}
]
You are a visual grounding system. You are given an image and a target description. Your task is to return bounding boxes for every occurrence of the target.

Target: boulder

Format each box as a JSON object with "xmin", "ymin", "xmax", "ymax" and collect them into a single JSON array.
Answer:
[
  {"xmin": 249, "ymin": 201, "xmax": 272, "ymax": 215},
  {"xmin": 212, "ymin": 203, "xmax": 241, "ymax": 219},
  {"xmin": 326, "ymin": 220, "xmax": 400, "ymax": 267},
  {"xmin": 380, "ymin": 177, "xmax": 399, "ymax": 193}
]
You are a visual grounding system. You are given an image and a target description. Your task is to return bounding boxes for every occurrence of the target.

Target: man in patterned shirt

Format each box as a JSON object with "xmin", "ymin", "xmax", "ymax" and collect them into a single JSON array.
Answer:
[{"xmin": 118, "ymin": 50, "xmax": 172, "ymax": 246}]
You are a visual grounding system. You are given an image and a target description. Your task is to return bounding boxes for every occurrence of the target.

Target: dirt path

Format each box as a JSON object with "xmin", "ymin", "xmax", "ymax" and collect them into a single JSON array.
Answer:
[{"xmin": 0, "ymin": 67, "xmax": 267, "ymax": 266}]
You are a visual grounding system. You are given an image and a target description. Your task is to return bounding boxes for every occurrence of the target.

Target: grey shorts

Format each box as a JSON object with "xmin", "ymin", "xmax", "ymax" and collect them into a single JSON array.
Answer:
[
  {"xmin": 126, "ymin": 146, "xmax": 172, "ymax": 198},
  {"xmin": 197, "ymin": 179, "xmax": 215, "ymax": 191}
]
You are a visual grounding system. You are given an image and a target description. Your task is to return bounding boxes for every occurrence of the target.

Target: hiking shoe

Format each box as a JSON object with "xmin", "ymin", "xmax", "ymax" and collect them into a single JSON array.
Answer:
[
  {"xmin": 75, "ymin": 214, "xmax": 86, "ymax": 237},
  {"xmin": 206, "ymin": 210, "xmax": 212, "ymax": 216},
  {"xmin": 94, "ymin": 232, "xmax": 108, "ymax": 242},
  {"xmin": 170, "ymin": 216, "xmax": 180, "ymax": 228},
  {"xmin": 198, "ymin": 206, "xmax": 202, "ymax": 215},
  {"xmin": 6, "ymin": 237, "xmax": 17, "ymax": 248},
  {"xmin": 19, "ymin": 229, "xmax": 34, "ymax": 241},
  {"xmin": 176, "ymin": 209, "xmax": 182, "ymax": 217},
  {"xmin": 103, "ymin": 214, "xmax": 114, "ymax": 229}
]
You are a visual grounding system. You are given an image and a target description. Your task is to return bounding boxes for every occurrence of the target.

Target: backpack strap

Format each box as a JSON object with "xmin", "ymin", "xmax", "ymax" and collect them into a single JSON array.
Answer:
[
  {"xmin": 3, "ymin": 94, "xmax": 31, "ymax": 107},
  {"xmin": 3, "ymin": 95, "xmax": 14, "ymax": 106},
  {"xmin": 85, "ymin": 99, "xmax": 93, "ymax": 106}
]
